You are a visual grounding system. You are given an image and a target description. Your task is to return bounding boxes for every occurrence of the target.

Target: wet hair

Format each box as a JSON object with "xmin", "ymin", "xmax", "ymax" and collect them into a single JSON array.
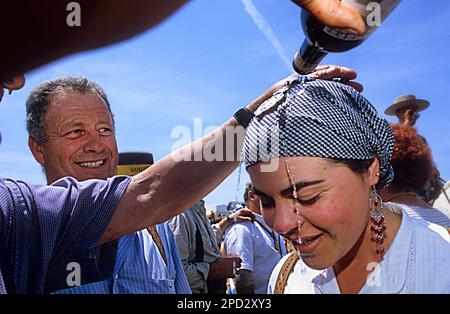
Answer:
[
  {"xmin": 26, "ymin": 76, "xmax": 114, "ymax": 143},
  {"xmin": 388, "ymin": 124, "xmax": 433, "ymax": 192}
]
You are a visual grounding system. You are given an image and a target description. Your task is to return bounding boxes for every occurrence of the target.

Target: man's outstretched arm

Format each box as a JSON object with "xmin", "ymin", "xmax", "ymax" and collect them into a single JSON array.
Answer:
[
  {"xmin": 1, "ymin": 0, "xmax": 187, "ymax": 82},
  {"xmin": 100, "ymin": 65, "xmax": 362, "ymax": 244}
]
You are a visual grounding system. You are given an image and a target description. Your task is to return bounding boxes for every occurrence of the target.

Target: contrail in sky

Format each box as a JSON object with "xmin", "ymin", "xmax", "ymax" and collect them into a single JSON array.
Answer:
[{"xmin": 241, "ymin": 0, "xmax": 291, "ymax": 70}]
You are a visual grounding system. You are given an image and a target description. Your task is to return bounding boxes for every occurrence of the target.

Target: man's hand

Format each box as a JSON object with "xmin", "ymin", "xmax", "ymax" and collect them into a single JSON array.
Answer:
[
  {"xmin": 291, "ymin": 0, "xmax": 366, "ymax": 35},
  {"xmin": 308, "ymin": 65, "xmax": 363, "ymax": 92},
  {"xmin": 208, "ymin": 256, "xmax": 242, "ymax": 279},
  {"xmin": 228, "ymin": 208, "xmax": 256, "ymax": 224},
  {"xmin": 246, "ymin": 65, "xmax": 362, "ymax": 112}
]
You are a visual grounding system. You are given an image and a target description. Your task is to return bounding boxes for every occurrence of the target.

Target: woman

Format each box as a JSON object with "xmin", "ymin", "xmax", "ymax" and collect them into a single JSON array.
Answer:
[
  {"xmin": 242, "ymin": 76, "xmax": 450, "ymax": 293},
  {"xmin": 380, "ymin": 124, "xmax": 450, "ymax": 227}
]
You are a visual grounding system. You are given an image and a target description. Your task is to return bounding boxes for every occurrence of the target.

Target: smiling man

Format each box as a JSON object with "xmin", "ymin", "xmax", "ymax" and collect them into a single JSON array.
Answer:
[
  {"xmin": 25, "ymin": 76, "xmax": 191, "ymax": 293},
  {"xmin": 27, "ymin": 78, "xmax": 118, "ymax": 184}
]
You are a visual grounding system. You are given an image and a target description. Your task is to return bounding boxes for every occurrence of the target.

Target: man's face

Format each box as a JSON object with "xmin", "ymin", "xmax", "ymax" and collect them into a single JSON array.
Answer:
[
  {"xmin": 395, "ymin": 106, "xmax": 419, "ymax": 126},
  {"xmin": 29, "ymin": 90, "xmax": 118, "ymax": 183}
]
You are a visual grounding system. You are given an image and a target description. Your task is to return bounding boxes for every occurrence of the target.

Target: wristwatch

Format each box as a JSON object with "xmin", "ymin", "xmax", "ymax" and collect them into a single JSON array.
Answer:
[{"xmin": 233, "ymin": 107, "xmax": 255, "ymax": 128}]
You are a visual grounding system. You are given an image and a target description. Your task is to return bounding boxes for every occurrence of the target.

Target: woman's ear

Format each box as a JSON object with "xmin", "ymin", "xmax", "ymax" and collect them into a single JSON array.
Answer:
[{"xmin": 367, "ymin": 158, "xmax": 381, "ymax": 186}]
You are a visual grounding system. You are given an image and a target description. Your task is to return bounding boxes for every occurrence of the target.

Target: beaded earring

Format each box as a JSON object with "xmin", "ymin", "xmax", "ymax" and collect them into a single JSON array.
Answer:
[{"xmin": 369, "ymin": 186, "xmax": 386, "ymax": 256}]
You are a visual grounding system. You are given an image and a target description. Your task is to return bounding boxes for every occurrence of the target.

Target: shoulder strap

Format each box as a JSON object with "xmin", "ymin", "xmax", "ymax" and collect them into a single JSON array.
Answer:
[
  {"xmin": 273, "ymin": 252, "xmax": 299, "ymax": 294},
  {"xmin": 147, "ymin": 226, "xmax": 167, "ymax": 265}
]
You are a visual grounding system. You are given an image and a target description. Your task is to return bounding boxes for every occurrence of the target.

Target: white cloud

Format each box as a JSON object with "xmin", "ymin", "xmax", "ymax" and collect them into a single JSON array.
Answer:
[{"xmin": 241, "ymin": 0, "xmax": 291, "ymax": 70}]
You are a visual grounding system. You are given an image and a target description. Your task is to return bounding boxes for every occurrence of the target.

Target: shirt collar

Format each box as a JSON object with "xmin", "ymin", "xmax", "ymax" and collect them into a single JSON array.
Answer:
[
  {"xmin": 311, "ymin": 207, "xmax": 413, "ymax": 294},
  {"xmin": 369, "ymin": 207, "xmax": 413, "ymax": 293}
]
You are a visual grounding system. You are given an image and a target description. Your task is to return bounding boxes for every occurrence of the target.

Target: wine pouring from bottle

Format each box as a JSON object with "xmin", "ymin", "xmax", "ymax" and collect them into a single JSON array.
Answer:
[{"xmin": 293, "ymin": 0, "xmax": 401, "ymax": 74}]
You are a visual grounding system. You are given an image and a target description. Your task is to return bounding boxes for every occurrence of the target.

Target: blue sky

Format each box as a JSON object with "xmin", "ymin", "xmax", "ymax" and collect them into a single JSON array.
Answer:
[{"xmin": 1, "ymin": 0, "xmax": 449, "ymax": 208}]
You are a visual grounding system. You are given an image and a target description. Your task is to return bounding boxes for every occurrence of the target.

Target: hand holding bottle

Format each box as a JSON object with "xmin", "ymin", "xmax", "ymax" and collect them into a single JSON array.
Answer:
[{"xmin": 291, "ymin": 0, "xmax": 366, "ymax": 35}]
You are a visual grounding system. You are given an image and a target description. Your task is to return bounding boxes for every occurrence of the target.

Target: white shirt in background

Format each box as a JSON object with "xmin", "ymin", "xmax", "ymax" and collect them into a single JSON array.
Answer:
[{"xmin": 224, "ymin": 214, "xmax": 287, "ymax": 294}]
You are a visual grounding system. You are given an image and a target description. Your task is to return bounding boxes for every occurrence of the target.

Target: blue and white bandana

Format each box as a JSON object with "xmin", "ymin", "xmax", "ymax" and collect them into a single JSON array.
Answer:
[{"xmin": 243, "ymin": 76, "xmax": 394, "ymax": 188}]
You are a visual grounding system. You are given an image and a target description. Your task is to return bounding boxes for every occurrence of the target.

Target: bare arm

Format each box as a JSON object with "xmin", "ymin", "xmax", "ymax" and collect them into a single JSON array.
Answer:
[
  {"xmin": 100, "ymin": 66, "xmax": 361, "ymax": 244},
  {"xmin": 1, "ymin": 0, "xmax": 187, "ymax": 81}
]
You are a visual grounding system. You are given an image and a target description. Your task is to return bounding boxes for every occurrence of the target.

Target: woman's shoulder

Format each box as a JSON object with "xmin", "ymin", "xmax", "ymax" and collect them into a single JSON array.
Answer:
[{"xmin": 410, "ymin": 214, "xmax": 450, "ymax": 245}]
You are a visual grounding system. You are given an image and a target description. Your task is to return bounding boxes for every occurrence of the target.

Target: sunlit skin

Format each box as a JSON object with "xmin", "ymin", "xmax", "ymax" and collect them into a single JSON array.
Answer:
[
  {"xmin": 248, "ymin": 156, "xmax": 401, "ymax": 293},
  {"xmin": 28, "ymin": 90, "xmax": 118, "ymax": 184},
  {"xmin": 0, "ymin": 75, "xmax": 25, "ymax": 102}
]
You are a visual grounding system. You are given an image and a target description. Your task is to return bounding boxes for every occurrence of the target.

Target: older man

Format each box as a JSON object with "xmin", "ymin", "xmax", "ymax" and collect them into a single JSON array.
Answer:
[{"xmin": 25, "ymin": 76, "xmax": 191, "ymax": 293}]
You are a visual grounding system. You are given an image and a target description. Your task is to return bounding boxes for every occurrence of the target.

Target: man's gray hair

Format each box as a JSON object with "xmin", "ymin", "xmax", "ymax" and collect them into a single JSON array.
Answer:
[{"xmin": 26, "ymin": 76, "xmax": 114, "ymax": 143}]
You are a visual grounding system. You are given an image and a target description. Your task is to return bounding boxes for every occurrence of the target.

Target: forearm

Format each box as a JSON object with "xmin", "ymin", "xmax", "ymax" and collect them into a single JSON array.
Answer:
[
  {"xmin": 101, "ymin": 118, "xmax": 240, "ymax": 243},
  {"xmin": 1, "ymin": 0, "xmax": 188, "ymax": 81},
  {"xmin": 235, "ymin": 269, "xmax": 255, "ymax": 294},
  {"xmin": 183, "ymin": 261, "xmax": 210, "ymax": 293},
  {"xmin": 101, "ymin": 88, "xmax": 276, "ymax": 243}
]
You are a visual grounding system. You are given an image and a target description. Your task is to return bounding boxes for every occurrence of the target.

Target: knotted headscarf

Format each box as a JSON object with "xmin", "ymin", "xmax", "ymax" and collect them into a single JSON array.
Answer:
[{"xmin": 243, "ymin": 76, "xmax": 394, "ymax": 188}]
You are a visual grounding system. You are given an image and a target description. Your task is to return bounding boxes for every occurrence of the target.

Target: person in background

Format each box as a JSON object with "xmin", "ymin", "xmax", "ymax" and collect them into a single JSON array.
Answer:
[
  {"xmin": 384, "ymin": 94, "xmax": 429, "ymax": 127},
  {"xmin": 222, "ymin": 182, "xmax": 287, "ymax": 294},
  {"xmin": 379, "ymin": 124, "xmax": 450, "ymax": 228},
  {"xmin": 433, "ymin": 180, "xmax": 450, "ymax": 219},
  {"xmin": 169, "ymin": 199, "xmax": 258, "ymax": 294}
]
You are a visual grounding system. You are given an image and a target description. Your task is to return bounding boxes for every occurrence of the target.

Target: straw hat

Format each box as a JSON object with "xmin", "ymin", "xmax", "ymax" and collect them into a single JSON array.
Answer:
[{"xmin": 384, "ymin": 94, "xmax": 429, "ymax": 116}]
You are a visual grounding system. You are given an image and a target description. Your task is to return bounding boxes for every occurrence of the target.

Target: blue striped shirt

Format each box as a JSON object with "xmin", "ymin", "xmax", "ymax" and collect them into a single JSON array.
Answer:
[
  {"xmin": 54, "ymin": 223, "xmax": 191, "ymax": 294},
  {"xmin": 0, "ymin": 176, "xmax": 131, "ymax": 293},
  {"xmin": 0, "ymin": 269, "xmax": 6, "ymax": 294}
]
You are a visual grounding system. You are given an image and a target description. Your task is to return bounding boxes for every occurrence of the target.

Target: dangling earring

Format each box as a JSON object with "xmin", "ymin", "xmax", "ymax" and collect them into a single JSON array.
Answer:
[{"xmin": 369, "ymin": 186, "xmax": 386, "ymax": 256}]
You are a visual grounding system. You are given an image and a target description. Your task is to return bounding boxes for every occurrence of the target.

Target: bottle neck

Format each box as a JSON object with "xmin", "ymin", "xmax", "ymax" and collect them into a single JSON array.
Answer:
[{"xmin": 292, "ymin": 39, "xmax": 328, "ymax": 74}]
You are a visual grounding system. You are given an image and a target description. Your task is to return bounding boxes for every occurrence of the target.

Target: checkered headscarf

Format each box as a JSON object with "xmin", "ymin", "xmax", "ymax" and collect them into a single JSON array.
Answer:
[{"xmin": 243, "ymin": 76, "xmax": 394, "ymax": 188}]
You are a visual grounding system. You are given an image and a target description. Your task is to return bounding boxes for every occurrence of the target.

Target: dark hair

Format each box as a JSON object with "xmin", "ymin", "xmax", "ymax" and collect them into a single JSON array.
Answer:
[
  {"xmin": 26, "ymin": 76, "xmax": 114, "ymax": 143},
  {"xmin": 243, "ymin": 182, "xmax": 253, "ymax": 203},
  {"xmin": 329, "ymin": 158, "xmax": 379, "ymax": 187},
  {"xmin": 332, "ymin": 159, "xmax": 373, "ymax": 176},
  {"xmin": 388, "ymin": 124, "xmax": 433, "ymax": 192}
]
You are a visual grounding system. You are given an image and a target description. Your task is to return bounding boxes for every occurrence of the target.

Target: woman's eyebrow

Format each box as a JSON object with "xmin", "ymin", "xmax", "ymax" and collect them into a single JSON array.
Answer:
[
  {"xmin": 252, "ymin": 180, "xmax": 324, "ymax": 198},
  {"xmin": 280, "ymin": 180, "xmax": 324, "ymax": 197}
]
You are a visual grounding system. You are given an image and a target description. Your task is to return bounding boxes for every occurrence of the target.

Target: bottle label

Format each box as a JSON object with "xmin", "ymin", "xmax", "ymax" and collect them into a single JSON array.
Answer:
[
  {"xmin": 323, "ymin": 26, "xmax": 365, "ymax": 41},
  {"xmin": 323, "ymin": 0, "xmax": 401, "ymax": 41}
]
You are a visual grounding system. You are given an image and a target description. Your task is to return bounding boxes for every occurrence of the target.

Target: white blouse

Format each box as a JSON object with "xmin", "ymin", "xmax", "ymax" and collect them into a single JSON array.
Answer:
[{"xmin": 268, "ymin": 208, "xmax": 450, "ymax": 294}]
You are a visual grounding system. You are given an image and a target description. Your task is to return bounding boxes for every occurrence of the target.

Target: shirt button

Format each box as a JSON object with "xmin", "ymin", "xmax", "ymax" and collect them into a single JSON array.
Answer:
[{"xmin": 114, "ymin": 274, "xmax": 119, "ymax": 280}]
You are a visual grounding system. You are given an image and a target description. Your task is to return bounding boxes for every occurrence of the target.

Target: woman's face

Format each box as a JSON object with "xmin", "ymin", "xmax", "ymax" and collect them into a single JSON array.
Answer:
[{"xmin": 248, "ymin": 156, "xmax": 379, "ymax": 270}]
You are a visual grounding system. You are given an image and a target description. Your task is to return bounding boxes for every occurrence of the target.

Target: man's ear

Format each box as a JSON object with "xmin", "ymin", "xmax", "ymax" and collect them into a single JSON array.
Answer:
[
  {"xmin": 367, "ymin": 158, "xmax": 381, "ymax": 186},
  {"xmin": 247, "ymin": 190, "xmax": 256, "ymax": 201},
  {"xmin": 28, "ymin": 136, "xmax": 45, "ymax": 165}
]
